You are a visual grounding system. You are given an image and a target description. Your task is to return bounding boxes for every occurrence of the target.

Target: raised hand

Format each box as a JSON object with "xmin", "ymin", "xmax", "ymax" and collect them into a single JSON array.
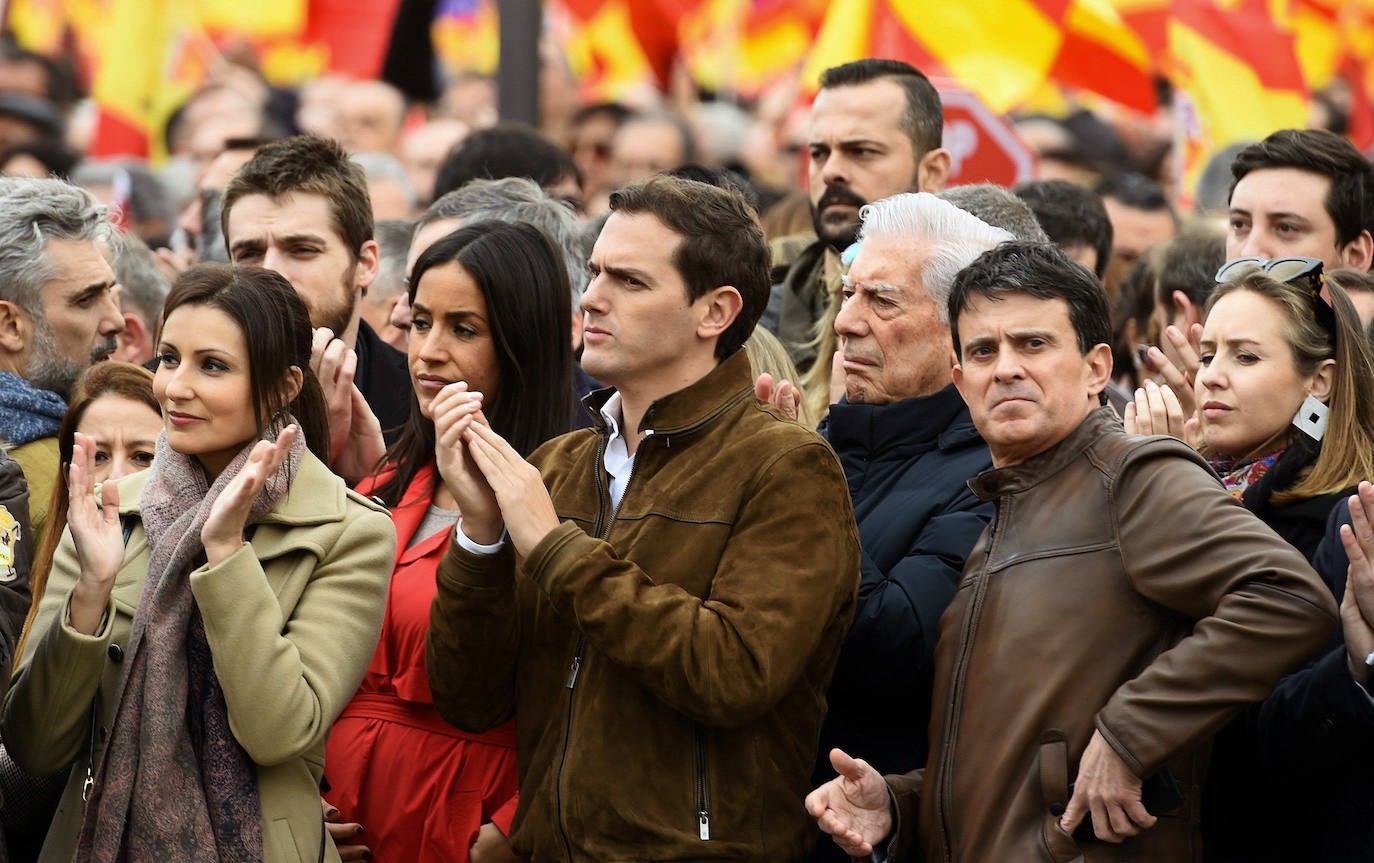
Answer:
[
  {"xmin": 462, "ymin": 421, "xmax": 560, "ymax": 556},
  {"xmin": 66, "ymin": 432, "xmax": 126, "ymax": 634},
  {"xmin": 1123, "ymin": 379, "xmax": 1197, "ymax": 447},
  {"xmin": 202, "ymin": 425, "xmax": 296, "ymax": 566},
  {"xmin": 1339, "ymin": 481, "xmax": 1374, "ymax": 684},
  {"xmin": 804, "ymin": 749, "xmax": 893, "ymax": 858},
  {"xmin": 1141, "ymin": 323, "xmax": 1204, "ymax": 421},
  {"xmin": 1060, "ymin": 731, "xmax": 1156, "ymax": 843},
  {"xmin": 432, "ymin": 382, "xmax": 502, "ymax": 545},
  {"xmin": 754, "ymin": 373, "xmax": 801, "ymax": 422}
]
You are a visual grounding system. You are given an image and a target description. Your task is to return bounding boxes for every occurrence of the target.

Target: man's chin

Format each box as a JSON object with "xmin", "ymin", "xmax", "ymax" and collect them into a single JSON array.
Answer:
[{"xmin": 815, "ymin": 220, "xmax": 860, "ymax": 253}]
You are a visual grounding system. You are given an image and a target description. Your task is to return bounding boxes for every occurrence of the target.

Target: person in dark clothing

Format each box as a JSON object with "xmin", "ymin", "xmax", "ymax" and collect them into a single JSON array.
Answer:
[
  {"xmin": 221, "ymin": 135, "xmax": 411, "ymax": 442},
  {"xmin": 1013, "ymin": 179, "xmax": 1113, "ymax": 280},
  {"xmin": 805, "ymin": 192, "xmax": 1011, "ymax": 862}
]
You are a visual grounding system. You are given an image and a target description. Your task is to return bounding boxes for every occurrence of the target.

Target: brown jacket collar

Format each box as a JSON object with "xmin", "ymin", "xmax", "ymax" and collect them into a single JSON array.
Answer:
[
  {"xmin": 968, "ymin": 405, "xmax": 1121, "ymax": 499},
  {"xmin": 580, "ymin": 349, "xmax": 755, "ymax": 439}
]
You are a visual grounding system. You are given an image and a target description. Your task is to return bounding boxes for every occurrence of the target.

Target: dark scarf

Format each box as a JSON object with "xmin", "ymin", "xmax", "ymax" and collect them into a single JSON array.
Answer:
[
  {"xmin": 0, "ymin": 371, "xmax": 64, "ymax": 446},
  {"xmin": 75, "ymin": 424, "xmax": 305, "ymax": 863}
]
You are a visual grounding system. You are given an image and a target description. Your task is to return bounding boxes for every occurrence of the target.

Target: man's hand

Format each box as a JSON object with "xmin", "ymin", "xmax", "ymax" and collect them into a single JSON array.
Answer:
[
  {"xmin": 754, "ymin": 373, "xmax": 800, "ymax": 422},
  {"xmin": 470, "ymin": 822, "xmax": 524, "ymax": 863},
  {"xmin": 1060, "ymin": 731, "xmax": 1156, "ymax": 842},
  {"xmin": 463, "ymin": 421, "xmax": 560, "ymax": 556},
  {"xmin": 322, "ymin": 798, "xmax": 370, "ymax": 861},
  {"xmin": 804, "ymin": 748, "xmax": 893, "ymax": 858},
  {"xmin": 1339, "ymin": 481, "xmax": 1374, "ymax": 683}
]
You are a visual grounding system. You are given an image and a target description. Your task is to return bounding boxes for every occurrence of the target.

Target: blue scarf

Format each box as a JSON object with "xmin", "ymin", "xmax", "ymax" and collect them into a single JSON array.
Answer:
[{"xmin": 0, "ymin": 372, "xmax": 65, "ymax": 447}]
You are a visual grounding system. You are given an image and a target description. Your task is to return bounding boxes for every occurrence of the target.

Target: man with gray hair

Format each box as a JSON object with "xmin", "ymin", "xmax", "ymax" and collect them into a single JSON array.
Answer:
[
  {"xmin": 0, "ymin": 176, "xmax": 123, "ymax": 539},
  {"xmin": 109, "ymin": 236, "xmax": 170, "ymax": 365},
  {"xmin": 805, "ymin": 192, "xmax": 1010, "ymax": 862}
]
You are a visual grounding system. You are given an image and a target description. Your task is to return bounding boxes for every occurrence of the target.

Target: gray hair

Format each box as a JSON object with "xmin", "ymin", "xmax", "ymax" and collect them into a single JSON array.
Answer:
[
  {"xmin": 353, "ymin": 151, "xmax": 419, "ymax": 213},
  {"xmin": 418, "ymin": 176, "xmax": 588, "ymax": 301},
  {"xmin": 939, "ymin": 183, "xmax": 1050, "ymax": 244},
  {"xmin": 71, "ymin": 159, "xmax": 173, "ymax": 227},
  {"xmin": 112, "ymin": 235, "xmax": 170, "ymax": 323},
  {"xmin": 857, "ymin": 192, "xmax": 1014, "ymax": 323},
  {"xmin": 0, "ymin": 176, "xmax": 113, "ymax": 316},
  {"xmin": 373, "ymin": 218, "xmax": 415, "ymax": 300}
]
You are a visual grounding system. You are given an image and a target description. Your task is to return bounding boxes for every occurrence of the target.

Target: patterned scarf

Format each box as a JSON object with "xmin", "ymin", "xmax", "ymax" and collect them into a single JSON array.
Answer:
[
  {"xmin": 0, "ymin": 371, "xmax": 65, "ymax": 447},
  {"xmin": 74, "ymin": 422, "xmax": 305, "ymax": 863},
  {"xmin": 1212, "ymin": 448, "xmax": 1285, "ymax": 500}
]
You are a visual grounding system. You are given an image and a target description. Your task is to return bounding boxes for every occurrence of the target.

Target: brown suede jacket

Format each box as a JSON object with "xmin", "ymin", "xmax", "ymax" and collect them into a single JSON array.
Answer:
[
  {"xmin": 426, "ymin": 351, "xmax": 860, "ymax": 862},
  {"xmin": 886, "ymin": 408, "xmax": 1337, "ymax": 863}
]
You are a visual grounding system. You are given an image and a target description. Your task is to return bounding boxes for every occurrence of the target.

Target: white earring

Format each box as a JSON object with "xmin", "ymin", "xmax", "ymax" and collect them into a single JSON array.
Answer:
[{"xmin": 1292, "ymin": 394, "xmax": 1329, "ymax": 441}]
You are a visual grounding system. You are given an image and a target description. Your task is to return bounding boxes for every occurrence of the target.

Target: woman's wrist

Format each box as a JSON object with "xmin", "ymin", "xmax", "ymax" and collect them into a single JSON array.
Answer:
[{"xmin": 68, "ymin": 578, "xmax": 113, "ymax": 635}]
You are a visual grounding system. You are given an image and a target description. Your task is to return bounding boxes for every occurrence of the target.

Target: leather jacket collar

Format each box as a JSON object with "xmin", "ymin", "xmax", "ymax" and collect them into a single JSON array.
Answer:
[{"xmin": 968, "ymin": 405, "xmax": 1121, "ymax": 500}]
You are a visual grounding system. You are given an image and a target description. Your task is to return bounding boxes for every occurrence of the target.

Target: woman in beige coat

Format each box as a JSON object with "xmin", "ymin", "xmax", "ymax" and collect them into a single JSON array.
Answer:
[{"xmin": 1, "ymin": 266, "xmax": 394, "ymax": 863}]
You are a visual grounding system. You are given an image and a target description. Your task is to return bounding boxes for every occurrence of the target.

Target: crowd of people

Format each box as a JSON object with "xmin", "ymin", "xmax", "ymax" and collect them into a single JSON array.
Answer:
[{"xmin": 0, "ymin": 34, "xmax": 1365, "ymax": 863}]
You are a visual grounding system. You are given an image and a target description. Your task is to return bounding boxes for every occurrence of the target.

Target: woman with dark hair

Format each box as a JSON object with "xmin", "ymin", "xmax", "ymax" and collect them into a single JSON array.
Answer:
[
  {"xmin": 1, "ymin": 265, "xmax": 395, "ymax": 863},
  {"xmin": 324, "ymin": 220, "xmax": 574, "ymax": 862}
]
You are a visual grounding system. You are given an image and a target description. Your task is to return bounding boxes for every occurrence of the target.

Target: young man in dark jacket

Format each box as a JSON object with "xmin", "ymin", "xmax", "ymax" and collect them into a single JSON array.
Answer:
[{"xmin": 427, "ymin": 175, "xmax": 860, "ymax": 862}]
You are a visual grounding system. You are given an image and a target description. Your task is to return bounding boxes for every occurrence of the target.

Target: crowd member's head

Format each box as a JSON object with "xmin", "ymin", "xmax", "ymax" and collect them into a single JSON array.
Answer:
[
  {"xmin": 1013, "ymin": 179, "xmax": 1113, "ymax": 279},
  {"xmin": 1194, "ymin": 142, "xmax": 1252, "ymax": 217},
  {"xmin": 1327, "ymin": 267, "xmax": 1374, "ymax": 329},
  {"xmin": 586, "ymin": 175, "xmax": 768, "ymax": 407},
  {"xmin": 1095, "ymin": 172, "xmax": 1177, "ymax": 301},
  {"xmin": 19, "ymin": 360, "xmax": 159, "ymax": 658},
  {"xmin": 1227, "ymin": 128, "xmax": 1374, "ymax": 271},
  {"xmin": 71, "ymin": 160, "xmax": 175, "ymax": 250},
  {"xmin": 399, "ymin": 119, "xmax": 468, "ymax": 206},
  {"xmin": 0, "ymin": 91, "xmax": 62, "ymax": 151},
  {"xmin": 432, "ymin": 123, "xmax": 582, "ymax": 209},
  {"xmin": 110, "ymin": 236, "xmax": 171, "ymax": 365},
  {"xmin": 570, "ymin": 102, "xmax": 632, "ymax": 205},
  {"xmin": 1112, "ymin": 257, "xmax": 1158, "ymax": 389},
  {"xmin": 0, "ymin": 176, "xmax": 122, "ymax": 399},
  {"xmin": 362, "ymin": 218, "xmax": 413, "ymax": 351},
  {"xmin": 1198, "ymin": 262, "xmax": 1374, "ymax": 501},
  {"xmin": 0, "ymin": 39, "xmax": 76, "ymax": 108},
  {"xmin": 809, "ymin": 59, "xmax": 949, "ymax": 253},
  {"xmin": 156, "ymin": 264, "xmax": 331, "ymax": 476},
  {"xmin": 401, "ymin": 177, "xmax": 588, "ymax": 347},
  {"xmin": 353, "ymin": 152, "xmax": 419, "ymax": 220},
  {"xmin": 221, "ymin": 135, "xmax": 379, "ymax": 347},
  {"xmin": 950, "ymin": 241, "xmax": 1115, "ymax": 467},
  {"xmin": 611, "ymin": 112, "xmax": 695, "ymax": 189},
  {"xmin": 370, "ymin": 220, "xmax": 574, "ymax": 508},
  {"xmin": 336, "ymin": 79, "xmax": 407, "ymax": 155},
  {"xmin": 0, "ymin": 138, "xmax": 79, "ymax": 179},
  {"xmin": 174, "ymin": 136, "xmax": 269, "ymax": 260},
  {"xmin": 1150, "ymin": 223, "xmax": 1226, "ymax": 372},
  {"xmin": 836, "ymin": 193, "xmax": 1012, "ymax": 406},
  {"xmin": 939, "ymin": 183, "xmax": 1050, "ymax": 244}
]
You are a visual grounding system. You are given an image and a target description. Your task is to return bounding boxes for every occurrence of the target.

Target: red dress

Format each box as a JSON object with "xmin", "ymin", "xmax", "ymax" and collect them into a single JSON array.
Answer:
[{"xmin": 325, "ymin": 463, "xmax": 518, "ymax": 862}]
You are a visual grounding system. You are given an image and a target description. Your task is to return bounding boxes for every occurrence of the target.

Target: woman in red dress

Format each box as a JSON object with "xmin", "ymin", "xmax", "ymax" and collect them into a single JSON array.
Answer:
[{"xmin": 325, "ymin": 221, "xmax": 575, "ymax": 862}]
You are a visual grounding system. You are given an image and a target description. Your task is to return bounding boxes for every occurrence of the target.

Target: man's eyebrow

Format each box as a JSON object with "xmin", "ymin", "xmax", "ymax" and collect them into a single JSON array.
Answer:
[
  {"xmin": 844, "ymin": 279, "xmax": 901, "ymax": 295},
  {"xmin": 70, "ymin": 279, "xmax": 116, "ymax": 300},
  {"xmin": 600, "ymin": 263, "xmax": 654, "ymax": 283}
]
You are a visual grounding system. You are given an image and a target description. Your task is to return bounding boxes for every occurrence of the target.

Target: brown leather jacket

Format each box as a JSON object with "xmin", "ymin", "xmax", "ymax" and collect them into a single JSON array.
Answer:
[
  {"xmin": 427, "ymin": 351, "xmax": 860, "ymax": 862},
  {"xmin": 886, "ymin": 408, "xmax": 1338, "ymax": 863}
]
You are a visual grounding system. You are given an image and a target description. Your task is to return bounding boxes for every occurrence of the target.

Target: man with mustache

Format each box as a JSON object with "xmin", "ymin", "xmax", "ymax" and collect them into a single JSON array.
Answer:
[
  {"xmin": 765, "ymin": 59, "xmax": 950, "ymax": 376},
  {"xmin": 0, "ymin": 176, "xmax": 124, "ymax": 542},
  {"xmin": 803, "ymin": 192, "xmax": 1009, "ymax": 863},
  {"xmin": 222, "ymin": 135, "xmax": 410, "ymax": 441},
  {"xmin": 808, "ymin": 241, "xmax": 1338, "ymax": 863}
]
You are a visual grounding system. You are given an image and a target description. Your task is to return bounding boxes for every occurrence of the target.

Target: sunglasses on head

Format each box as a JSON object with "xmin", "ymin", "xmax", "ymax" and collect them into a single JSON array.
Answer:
[{"xmin": 1214, "ymin": 256, "xmax": 1337, "ymax": 336}]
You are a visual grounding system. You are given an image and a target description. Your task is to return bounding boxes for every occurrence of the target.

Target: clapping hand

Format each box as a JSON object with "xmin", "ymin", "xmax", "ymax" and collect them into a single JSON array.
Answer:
[
  {"xmin": 66, "ymin": 432, "xmax": 125, "ymax": 634},
  {"xmin": 1141, "ymin": 324, "xmax": 1204, "ymax": 421},
  {"xmin": 1339, "ymin": 481, "xmax": 1374, "ymax": 683},
  {"xmin": 1122, "ymin": 379, "xmax": 1199, "ymax": 447},
  {"xmin": 432, "ymin": 383, "xmax": 503, "ymax": 545},
  {"xmin": 312, "ymin": 328, "xmax": 386, "ymax": 485},
  {"xmin": 201, "ymin": 425, "xmax": 296, "ymax": 566},
  {"xmin": 462, "ymin": 422, "xmax": 560, "ymax": 557}
]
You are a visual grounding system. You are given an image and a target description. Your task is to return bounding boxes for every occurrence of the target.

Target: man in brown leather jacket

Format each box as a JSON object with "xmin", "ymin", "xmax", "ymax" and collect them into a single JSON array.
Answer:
[
  {"xmin": 807, "ymin": 241, "xmax": 1338, "ymax": 862},
  {"xmin": 427, "ymin": 175, "xmax": 860, "ymax": 862}
]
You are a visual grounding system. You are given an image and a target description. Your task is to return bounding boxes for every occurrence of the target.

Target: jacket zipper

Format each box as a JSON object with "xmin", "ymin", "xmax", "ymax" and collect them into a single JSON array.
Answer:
[
  {"xmin": 935, "ymin": 501, "xmax": 1002, "ymax": 863},
  {"xmin": 694, "ymin": 726, "xmax": 711, "ymax": 840}
]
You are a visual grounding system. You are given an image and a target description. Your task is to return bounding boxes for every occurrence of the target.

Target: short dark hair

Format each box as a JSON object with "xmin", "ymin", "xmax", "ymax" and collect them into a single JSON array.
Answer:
[
  {"xmin": 609, "ymin": 175, "xmax": 769, "ymax": 360},
  {"xmin": 819, "ymin": 59, "xmax": 942, "ymax": 156},
  {"xmin": 433, "ymin": 123, "xmax": 582, "ymax": 200},
  {"xmin": 1013, "ymin": 179, "xmax": 1113, "ymax": 278},
  {"xmin": 572, "ymin": 101, "xmax": 633, "ymax": 129},
  {"xmin": 662, "ymin": 164, "xmax": 761, "ymax": 214},
  {"xmin": 1094, "ymin": 171, "xmax": 1174, "ymax": 215},
  {"xmin": 949, "ymin": 241, "xmax": 1113, "ymax": 403},
  {"xmin": 161, "ymin": 265, "xmax": 331, "ymax": 463},
  {"xmin": 1229, "ymin": 128, "xmax": 1374, "ymax": 249},
  {"xmin": 221, "ymin": 135, "xmax": 373, "ymax": 263},
  {"xmin": 1154, "ymin": 224, "xmax": 1226, "ymax": 313},
  {"xmin": 371, "ymin": 220, "xmax": 575, "ymax": 508}
]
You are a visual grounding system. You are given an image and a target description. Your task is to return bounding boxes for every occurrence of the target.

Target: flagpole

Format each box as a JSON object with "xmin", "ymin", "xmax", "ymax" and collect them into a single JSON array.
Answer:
[{"xmin": 498, "ymin": 0, "xmax": 541, "ymax": 127}]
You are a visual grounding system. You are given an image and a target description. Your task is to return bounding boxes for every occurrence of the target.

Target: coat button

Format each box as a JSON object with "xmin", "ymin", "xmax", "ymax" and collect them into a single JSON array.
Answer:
[{"xmin": 108, "ymin": 643, "xmax": 123, "ymax": 662}]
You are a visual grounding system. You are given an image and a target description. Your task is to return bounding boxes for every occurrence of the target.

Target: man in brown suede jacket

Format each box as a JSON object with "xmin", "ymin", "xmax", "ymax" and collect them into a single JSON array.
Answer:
[
  {"xmin": 426, "ymin": 175, "xmax": 860, "ymax": 862},
  {"xmin": 807, "ymin": 242, "xmax": 1337, "ymax": 862}
]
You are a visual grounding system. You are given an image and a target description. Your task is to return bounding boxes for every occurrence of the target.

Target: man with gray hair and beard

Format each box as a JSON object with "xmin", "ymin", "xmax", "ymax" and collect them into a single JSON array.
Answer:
[{"xmin": 0, "ymin": 176, "xmax": 123, "ymax": 540}]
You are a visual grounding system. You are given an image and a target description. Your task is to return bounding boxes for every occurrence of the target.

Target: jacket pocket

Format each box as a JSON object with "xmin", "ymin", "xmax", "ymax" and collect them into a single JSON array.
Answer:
[
  {"xmin": 267, "ymin": 817, "xmax": 302, "ymax": 862},
  {"xmin": 1038, "ymin": 730, "xmax": 1084, "ymax": 863}
]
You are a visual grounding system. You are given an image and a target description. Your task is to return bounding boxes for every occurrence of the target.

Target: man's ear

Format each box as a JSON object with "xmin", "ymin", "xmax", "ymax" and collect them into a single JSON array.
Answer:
[
  {"xmin": 695, "ymin": 285, "xmax": 744, "ymax": 344},
  {"xmin": 0, "ymin": 300, "xmax": 29, "ymax": 356},
  {"xmin": 355, "ymin": 240, "xmax": 381, "ymax": 296},
  {"xmin": 1309, "ymin": 357, "xmax": 1337, "ymax": 402},
  {"xmin": 917, "ymin": 148, "xmax": 952, "ymax": 194},
  {"xmin": 1084, "ymin": 343, "xmax": 1114, "ymax": 398},
  {"xmin": 1339, "ymin": 230, "xmax": 1374, "ymax": 272},
  {"xmin": 951, "ymin": 360, "xmax": 966, "ymax": 401},
  {"xmin": 111, "ymin": 312, "xmax": 151, "ymax": 364},
  {"xmin": 1172, "ymin": 290, "xmax": 1201, "ymax": 329}
]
